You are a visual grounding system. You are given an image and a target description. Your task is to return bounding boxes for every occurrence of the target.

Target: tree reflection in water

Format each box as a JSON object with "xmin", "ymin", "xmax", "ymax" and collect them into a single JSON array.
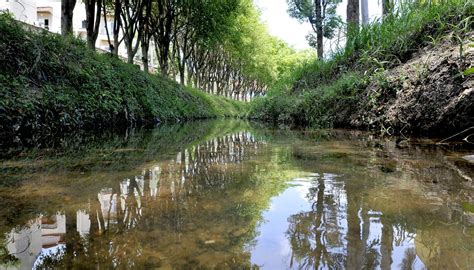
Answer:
[
  {"xmin": 286, "ymin": 174, "xmax": 347, "ymax": 269},
  {"xmin": 4, "ymin": 131, "xmax": 271, "ymax": 269},
  {"xmin": 1, "ymin": 124, "xmax": 473, "ymax": 269},
  {"xmin": 285, "ymin": 173, "xmax": 428, "ymax": 269}
]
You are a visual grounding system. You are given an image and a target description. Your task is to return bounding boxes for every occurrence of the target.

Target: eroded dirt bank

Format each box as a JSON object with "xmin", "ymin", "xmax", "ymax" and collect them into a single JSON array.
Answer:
[{"xmin": 342, "ymin": 32, "xmax": 473, "ymax": 137}]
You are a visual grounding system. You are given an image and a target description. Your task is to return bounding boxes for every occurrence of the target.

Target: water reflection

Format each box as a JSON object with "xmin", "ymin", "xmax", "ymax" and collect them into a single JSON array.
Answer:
[
  {"xmin": 282, "ymin": 174, "xmax": 427, "ymax": 269},
  {"xmin": 0, "ymin": 123, "xmax": 473, "ymax": 269},
  {"xmin": 286, "ymin": 174, "xmax": 348, "ymax": 269},
  {"xmin": 1, "ymin": 131, "xmax": 269, "ymax": 269}
]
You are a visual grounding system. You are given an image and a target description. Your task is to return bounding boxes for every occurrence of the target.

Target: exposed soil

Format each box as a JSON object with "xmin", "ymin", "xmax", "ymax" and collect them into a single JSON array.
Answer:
[{"xmin": 347, "ymin": 32, "xmax": 473, "ymax": 137}]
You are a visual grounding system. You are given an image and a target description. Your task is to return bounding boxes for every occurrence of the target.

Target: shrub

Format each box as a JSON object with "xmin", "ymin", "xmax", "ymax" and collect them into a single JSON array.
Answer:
[
  {"xmin": 250, "ymin": 0, "xmax": 473, "ymax": 128},
  {"xmin": 0, "ymin": 13, "xmax": 247, "ymax": 140}
]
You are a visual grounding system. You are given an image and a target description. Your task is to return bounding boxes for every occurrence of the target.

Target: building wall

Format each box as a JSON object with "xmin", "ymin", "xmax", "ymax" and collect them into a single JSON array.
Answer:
[
  {"xmin": 36, "ymin": 0, "xmax": 62, "ymax": 33},
  {"xmin": 0, "ymin": 0, "xmax": 37, "ymax": 25}
]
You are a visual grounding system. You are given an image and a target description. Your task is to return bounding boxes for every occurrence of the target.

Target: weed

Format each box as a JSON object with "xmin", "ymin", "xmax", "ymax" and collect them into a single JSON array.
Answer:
[
  {"xmin": 0, "ymin": 14, "xmax": 248, "ymax": 139},
  {"xmin": 250, "ymin": 0, "xmax": 473, "ymax": 128}
]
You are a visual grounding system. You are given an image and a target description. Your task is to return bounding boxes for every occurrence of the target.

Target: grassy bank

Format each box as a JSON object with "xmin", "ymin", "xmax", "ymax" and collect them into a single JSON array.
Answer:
[
  {"xmin": 249, "ymin": 0, "xmax": 473, "ymax": 131},
  {"xmin": 0, "ymin": 13, "xmax": 246, "ymax": 140}
]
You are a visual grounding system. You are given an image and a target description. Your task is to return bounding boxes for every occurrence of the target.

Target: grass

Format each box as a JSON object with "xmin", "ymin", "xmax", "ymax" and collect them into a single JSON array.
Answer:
[
  {"xmin": 249, "ymin": 73, "xmax": 367, "ymax": 126},
  {"xmin": 0, "ymin": 13, "xmax": 247, "ymax": 140},
  {"xmin": 187, "ymin": 87, "xmax": 247, "ymax": 118},
  {"xmin": 249, "ymin": 0, "xmax": 473, "ymax": 128}
]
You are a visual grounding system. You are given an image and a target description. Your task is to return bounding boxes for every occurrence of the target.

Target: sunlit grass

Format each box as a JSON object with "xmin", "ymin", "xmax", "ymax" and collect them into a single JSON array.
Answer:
[{"xmin": 250, "ymin": 0, "xmax": 473, "ymax": 128}]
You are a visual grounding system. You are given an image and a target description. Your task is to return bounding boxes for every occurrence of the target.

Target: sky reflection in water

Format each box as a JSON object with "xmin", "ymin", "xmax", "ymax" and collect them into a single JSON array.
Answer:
[{"xmin": 0, "ymin": 120, "xmax": 473, "ymax": 269}]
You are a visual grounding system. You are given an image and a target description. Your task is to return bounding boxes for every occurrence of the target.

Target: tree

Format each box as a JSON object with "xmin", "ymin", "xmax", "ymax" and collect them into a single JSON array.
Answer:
[
  {"xmin": 287, "ymin": 0, "xmax": 342, "ymax": 59},
  {"xmin": 139, "ymin": 0, "xmax": 152, "ymax": 73},
  {"xmin": 84, "ymin": 0, "xmax": 102, "ymax": 49},
  {"xmin": 346, "ymin": 0, "xmax": 360, "ymax": 29},
  {"xmin": 152, "ymin": 0, "xmax": 178, "ymax": 75},
  {"xmin": 61, "ymin": 0, "xmax": 77, "ymax": 36},
  {"xmin": 101, "ymin": 0, "xmax": 123, "ymax": 55},
  {"xmin": 120, "ymin": 0, "xmax": 145, "ymax": 64}
]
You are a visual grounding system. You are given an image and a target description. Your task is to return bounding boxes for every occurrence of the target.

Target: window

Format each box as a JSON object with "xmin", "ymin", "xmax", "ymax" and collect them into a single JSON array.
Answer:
[
  {"xmin": 82, "ymin": 20, "xmax": 87, "ymax": 29},
  {"xmin": 44, "ymin": 19, "xmax": 49, "ymax": 30}
]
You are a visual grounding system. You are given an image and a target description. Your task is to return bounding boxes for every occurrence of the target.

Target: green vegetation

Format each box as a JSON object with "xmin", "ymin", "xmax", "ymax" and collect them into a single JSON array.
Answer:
[
  {"xmin": 0, "ymin": 0, "xmax": 314, "ymax": 140},
  {"xmin": 1, "ymin": 0, "xmax": 472, "ymax": 138},
  {"xmin": 0, "ymin": 13, "xmax": 246, "ymax": 139},
  {"xmin": 250, "ymin": 0, "xmax": 473, "ymax": 128},
  {"xmin": 463, "ymin": 202, "xmax": 474, "ymax": 213},
  {"xmin": 66, "ymin": 0, "xmax": 311, "ymax": 100}
]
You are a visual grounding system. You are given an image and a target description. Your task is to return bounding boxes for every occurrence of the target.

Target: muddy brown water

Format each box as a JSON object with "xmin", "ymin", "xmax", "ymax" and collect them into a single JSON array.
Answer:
[{"xmin": 0, "ymin": 120, "xmax": 473, "ymax": 269}]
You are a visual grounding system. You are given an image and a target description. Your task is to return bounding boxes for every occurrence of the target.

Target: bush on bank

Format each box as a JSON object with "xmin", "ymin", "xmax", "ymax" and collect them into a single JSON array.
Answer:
[
  {"xmin": 0, "ymin": 13, "xmax": 246, "ymax": 139},
  {"xmin": 249, "ymin": 0, "xmax": 473, "ymax": 129}
]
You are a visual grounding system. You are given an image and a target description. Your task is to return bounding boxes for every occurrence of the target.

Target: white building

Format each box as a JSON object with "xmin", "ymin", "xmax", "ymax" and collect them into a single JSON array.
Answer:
[
  {"xmin": 0, "ymin": 0, "xmax": 155, "ymax": 70},
  {"xmin": 0, "ymin": 0, "xmax": 37, "ymax": 25}
]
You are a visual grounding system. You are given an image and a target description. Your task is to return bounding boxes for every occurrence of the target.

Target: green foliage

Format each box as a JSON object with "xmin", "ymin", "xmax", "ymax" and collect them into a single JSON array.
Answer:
[
  {"xmin": 287, "ymin": 0, "xmax": 343, "ymax": 49},
  {"xmin": 0, "ymin": 14, "xmax": 247, "ymax": 139},
  {"xmin": 249, "ymin": 73, "xmax": 366, "ymax": 127},
  {"xmin": 464, "ymin": 67, "xmax": 474, "ymax": 76},
  {"xmin": 462, "ymin": 202, "xmax": 474, "ymax": 213},
  {"xmin": 250, "ymin": 0, "xmax": 473, "ymax": 128}
]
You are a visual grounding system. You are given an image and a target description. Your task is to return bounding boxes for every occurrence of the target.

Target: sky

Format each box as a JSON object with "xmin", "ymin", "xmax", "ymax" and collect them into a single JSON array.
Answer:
[{"xmin": 254, "ymin": 0, "xmax": 382, "ymax": 50}]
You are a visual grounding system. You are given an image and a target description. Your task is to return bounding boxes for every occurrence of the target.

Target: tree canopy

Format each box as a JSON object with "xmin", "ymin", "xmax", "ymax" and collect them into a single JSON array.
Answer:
[{"xmin": 60, "ymin": 0, "xmax": 312, "ymax": 100}]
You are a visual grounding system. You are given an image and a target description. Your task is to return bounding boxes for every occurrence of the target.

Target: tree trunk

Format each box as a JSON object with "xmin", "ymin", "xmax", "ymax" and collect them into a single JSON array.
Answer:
[
  {"xmin": 127, "ymin": 46, "xmax": 134, "ymax": 64},
  {"xmin": 314, "ymin": 0, "xmax": 324, "ymax": 59},
  {"xmin": 361, "ymin": 0, "xmax": 369, "ymax": 25},
  {"xmin": 61, "ymin": 0, "xmax": 77, "ymax": 36},
  {"xmin": 85, "ymin": 0, "xmax": 102, "ymax": 50},
  {"xmin": 112, "ymin": 0, "xmax": 121, "ymax": 56},
  {"xmin": 179, "ymin": 63, "xmax": 185, "ymax": 85},
  {"xmin": 347, "ymin": 0, "xmax": 360, "ymax": 29},
  {"xmin": 141, "ymin": 41, "xmax": 149, "ymax": 73}
]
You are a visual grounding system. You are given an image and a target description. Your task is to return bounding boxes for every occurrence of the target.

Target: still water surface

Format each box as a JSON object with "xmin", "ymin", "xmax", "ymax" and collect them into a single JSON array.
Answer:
[{"xmin": 0, "ymin": 120, "xmax": 473, "ymax": 269}]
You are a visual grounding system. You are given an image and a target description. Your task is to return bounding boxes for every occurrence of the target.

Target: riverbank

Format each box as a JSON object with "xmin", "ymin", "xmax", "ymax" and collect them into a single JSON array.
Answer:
[
  {"xmin": 0, "ymin": 13, "xmax": 247, "ymax": 142},
  {"xmin": 249, "ymin": 1, "xmax": 473, "ymax": 137}
]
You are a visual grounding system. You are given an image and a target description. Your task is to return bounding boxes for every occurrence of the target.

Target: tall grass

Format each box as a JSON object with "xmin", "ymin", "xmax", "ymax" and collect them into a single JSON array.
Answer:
[
  {"xmin": 250, "ymin": 0, "xmax": 473, "ymax": 127},
  {"xmin": 296, "ymin": 0, "xmax": 473, "ymax": 90},
  {"xmin": 0, "ymin": 13, "xmax": 247, "ymax": 140}
]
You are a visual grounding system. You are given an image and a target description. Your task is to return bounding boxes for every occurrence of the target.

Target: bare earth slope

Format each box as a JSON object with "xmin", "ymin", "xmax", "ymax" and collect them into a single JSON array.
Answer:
[{"xmin": 347, "ymin": 32, "xmax": 473, "ymax": 136}]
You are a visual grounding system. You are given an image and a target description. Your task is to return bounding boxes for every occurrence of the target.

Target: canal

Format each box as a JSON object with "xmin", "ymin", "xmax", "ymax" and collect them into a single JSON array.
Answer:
[{"xmin": 0, "ymin": 120, "xmax": 473, "ymax": 269}]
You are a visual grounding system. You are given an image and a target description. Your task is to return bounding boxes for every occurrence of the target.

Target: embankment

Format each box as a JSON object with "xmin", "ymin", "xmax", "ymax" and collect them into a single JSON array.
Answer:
[
  {"xmin": 0, "ymin": 14, "xmax": 246, "ymax": 142},
  {"xmin": 347, "ymin": 33, "xmax": 473, "ymax": 135},
  {"xmin": 249, "ymin": 1, "xmax": 473, "ymax": 137}
]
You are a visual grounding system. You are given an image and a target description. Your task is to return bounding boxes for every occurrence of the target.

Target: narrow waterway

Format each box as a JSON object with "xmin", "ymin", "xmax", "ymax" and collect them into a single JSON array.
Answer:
[{"xmin": 0, "ymin": 120, "xmax": 473, "ymax": 269}]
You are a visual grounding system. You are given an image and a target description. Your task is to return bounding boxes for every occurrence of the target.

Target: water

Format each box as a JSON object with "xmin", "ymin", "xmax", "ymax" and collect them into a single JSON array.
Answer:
[{"xmin": 0, "ymin": 120, "xmax": 473, "ymax": 269}]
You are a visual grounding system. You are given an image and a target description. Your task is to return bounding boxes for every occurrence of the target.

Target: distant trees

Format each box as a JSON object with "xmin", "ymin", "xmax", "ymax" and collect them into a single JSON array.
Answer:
[
  {"xmin": 287, "ymin": 0, "xmax": 342, "ymax": 59},
  {"xmin": 57, "ymin": 0, "xmax": 313, "ymax": 100},
  {"xmin": 60, "ymin": 0, "xmax": 400, "ymax": 100}
]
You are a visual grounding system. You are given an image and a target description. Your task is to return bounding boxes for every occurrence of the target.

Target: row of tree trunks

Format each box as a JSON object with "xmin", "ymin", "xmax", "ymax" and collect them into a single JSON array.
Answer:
[{"xmin": 58, "ymin": 0, "xmax": 268, "ymax": 99}]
